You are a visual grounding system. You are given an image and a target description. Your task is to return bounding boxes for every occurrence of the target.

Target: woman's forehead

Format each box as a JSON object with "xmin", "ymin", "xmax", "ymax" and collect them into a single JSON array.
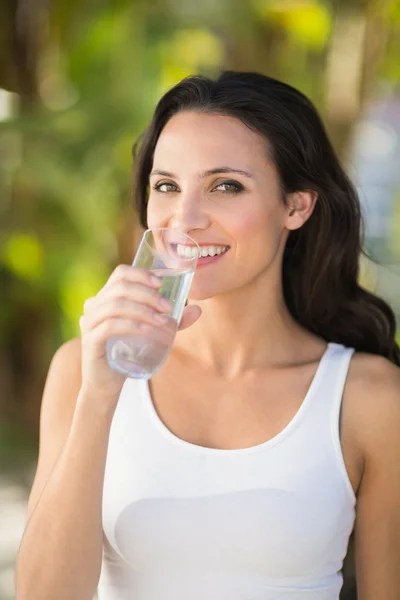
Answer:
[{"xmin": 153, "ymin": 111, "xmax": 270, "ymax": 172}]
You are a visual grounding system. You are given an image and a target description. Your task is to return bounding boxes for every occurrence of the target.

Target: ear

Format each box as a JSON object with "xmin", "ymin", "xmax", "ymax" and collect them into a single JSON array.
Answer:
[{"xmin": 285, "ymin": 190, "xmax": 318, "ymax": 231}]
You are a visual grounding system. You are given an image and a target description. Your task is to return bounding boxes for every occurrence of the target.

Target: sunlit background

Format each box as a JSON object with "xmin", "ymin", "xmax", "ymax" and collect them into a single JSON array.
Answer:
[{"xmin": 1, "ymin": 1, "xmax": 400, "ymax": 598}]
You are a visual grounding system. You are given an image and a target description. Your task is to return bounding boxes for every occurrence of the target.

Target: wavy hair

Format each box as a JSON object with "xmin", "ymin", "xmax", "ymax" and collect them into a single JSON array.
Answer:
[{"xmin": 132, "ymin": 70, "xmax": 400, "ymax": 365}]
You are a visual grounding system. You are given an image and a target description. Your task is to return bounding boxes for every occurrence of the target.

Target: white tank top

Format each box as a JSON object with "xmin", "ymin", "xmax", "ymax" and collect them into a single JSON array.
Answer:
[{"xmin": 98, "ymin": 342, "xmax": 356, "ymax": 600}]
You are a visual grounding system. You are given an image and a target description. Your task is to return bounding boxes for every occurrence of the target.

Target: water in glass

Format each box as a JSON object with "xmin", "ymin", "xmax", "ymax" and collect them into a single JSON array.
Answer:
[{"xmin": 106, "ymin": 267, "xmax": 194, "ymax": 379}]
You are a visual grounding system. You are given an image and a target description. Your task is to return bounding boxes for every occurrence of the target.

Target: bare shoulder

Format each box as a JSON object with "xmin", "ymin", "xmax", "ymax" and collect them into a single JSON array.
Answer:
[
  {"xmin": 347, "ymin": 351, "xmax": 400, "ymax": 401},
  {"xmin": 345, "ymin": 351, "xmax": 400, "ymax": 458},
  {"xmin": 348, "ymin": 351, "xmax": 400, "ymax": 389},
  {"xmin": 40, "ymin": 335, "xmax": 83, "ymax": 439},
  {"xmin": 40, "ymin": 336, "xmax": 83, "ymax": 438},
  {"xmin": 50, "ymin": 336, "xmax": 82, "ymax": 378}
]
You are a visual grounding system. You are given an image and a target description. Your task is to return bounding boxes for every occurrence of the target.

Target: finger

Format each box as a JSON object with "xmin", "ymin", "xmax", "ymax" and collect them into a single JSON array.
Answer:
[
  {"xmin": 178, "ymin": 305, "xmax": 201, "ymax": 331},
  {"xmin": 94, "ymin": 282, "xmax": 172, "ymax": 314},
  {"xmin": 82, "ymin": 268, "xmax": 163, "ymax": 321},
  {"xmin": 85, "ymin": 317, "xmax": 153, "ymax": 352},
  {"xmin": 87, "ymin": 317, "xmax": 175, "ymax": 354},
  {"xmin": 81, "ymin": 298, "xmax": 170, "ymax": 333},
  {"xmin": 104, "ymin": 265, "xmax": 161, "ymax": 290},
  {"xmin": 83, "ymin": 296, "xmax": 96, "ymax": 314}
]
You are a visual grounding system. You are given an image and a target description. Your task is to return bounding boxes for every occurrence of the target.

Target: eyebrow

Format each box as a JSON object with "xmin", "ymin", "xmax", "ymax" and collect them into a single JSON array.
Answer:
[{"xmin": 150, "ymin": 166, "xmax": 254, "ymax": 179}]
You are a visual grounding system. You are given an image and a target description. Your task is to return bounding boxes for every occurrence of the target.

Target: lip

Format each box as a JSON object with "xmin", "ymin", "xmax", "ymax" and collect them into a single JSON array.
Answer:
[{"xmin": 196, "ymin": 248, "xmax": 230, "ymax": 269}]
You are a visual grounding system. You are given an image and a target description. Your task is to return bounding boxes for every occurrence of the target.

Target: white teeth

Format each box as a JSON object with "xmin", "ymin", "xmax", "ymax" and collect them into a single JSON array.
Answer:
[
  {"xmin": 176, "ymin": 244, "xmax": 229, "ymax": 258},
  {"xmin": 176, "ymin": 244, "xmax": 199, "ymax": 258},
  {"xmin": 199, "ymin": 245, "xmax": 229, "ymax": 258}
]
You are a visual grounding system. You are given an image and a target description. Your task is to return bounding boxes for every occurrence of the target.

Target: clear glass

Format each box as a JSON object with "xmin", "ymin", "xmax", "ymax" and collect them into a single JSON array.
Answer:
[{"xmin": 106, "ymin": 228, "xmax": 199, "ymax": 379}]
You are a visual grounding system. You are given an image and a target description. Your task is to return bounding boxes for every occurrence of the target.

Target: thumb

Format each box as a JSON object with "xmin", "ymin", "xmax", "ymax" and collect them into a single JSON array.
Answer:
[{"xmin": 178, "ymin": 304, "xmax": 201, "ymax": 331}]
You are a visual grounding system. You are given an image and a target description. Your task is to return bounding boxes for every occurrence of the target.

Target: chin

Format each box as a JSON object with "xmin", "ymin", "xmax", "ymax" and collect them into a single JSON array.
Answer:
[
  {"xmin": 188, "ymin": 288, "xmax": 218, "ymax": 302},
  {"xmin": 188, "ymin": 279, "xmax": 234, "ymax": 301}
]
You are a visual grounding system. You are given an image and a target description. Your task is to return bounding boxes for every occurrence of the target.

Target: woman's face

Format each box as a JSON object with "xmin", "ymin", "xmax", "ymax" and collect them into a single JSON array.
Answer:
[{"xmin": 147, "ymin": 111, "xmax": 297, "ymax": 301}]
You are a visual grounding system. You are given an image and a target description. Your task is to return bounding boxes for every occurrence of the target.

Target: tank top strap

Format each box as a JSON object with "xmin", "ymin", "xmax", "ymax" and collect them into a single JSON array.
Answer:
[
  {"xmin": 299, "ymin": 342, "xmax": 356, "ymax": 502},
  {"xmin": 327, "ymin": 342, "xmax": 355, "ymax": 423},
  {"xmin": 296, "ymin": 342, "xmax": 355, "ymax": 441},
  {"xmin": 327, "ymin": 343, "xmax": 356, "ymax": 502}
]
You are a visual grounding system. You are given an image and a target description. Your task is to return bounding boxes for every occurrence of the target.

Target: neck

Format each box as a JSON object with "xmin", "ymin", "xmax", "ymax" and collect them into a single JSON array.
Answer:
[{"xmin": 178, "ymin": 269, "xmax": 314, "ymax": 377}]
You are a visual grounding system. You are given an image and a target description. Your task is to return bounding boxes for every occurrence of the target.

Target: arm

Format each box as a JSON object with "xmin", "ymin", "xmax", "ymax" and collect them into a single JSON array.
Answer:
[
  {"xmin": 15, "ymin": 264, "xmax": 197, "ymax": 600},
  {"xmin": 15, "ymin": 339, "xmax": 118, "ymax": 600},
  {"xmin": 353, "ymin": 356, "xmax": 400, "ymax": 600}
]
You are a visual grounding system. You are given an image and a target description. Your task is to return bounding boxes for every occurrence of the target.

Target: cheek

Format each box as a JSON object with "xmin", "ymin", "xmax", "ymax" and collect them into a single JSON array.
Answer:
[
  {"xmin": 146, "ymin": 197, "xmax": 171, "ymax": 229},
  {"xmin": 230, "ymin": 202, "xmax": 284, "ymax": 263}
]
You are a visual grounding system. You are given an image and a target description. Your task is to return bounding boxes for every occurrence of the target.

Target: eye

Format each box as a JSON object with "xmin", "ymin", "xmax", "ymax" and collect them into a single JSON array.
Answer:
[
  {"xmin": 213, "ymin": 180, "xmax": 244, "ymax": 194},
  {"xmin": 153, "ymin": 181, "xmax": 178, "ymax": 193}
]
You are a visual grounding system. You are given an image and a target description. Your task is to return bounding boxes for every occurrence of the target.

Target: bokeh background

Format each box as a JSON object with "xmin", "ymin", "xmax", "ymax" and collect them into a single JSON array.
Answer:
[{"xmin": 1, "ymin": 0, "xmax": 400, "ymax": 598}]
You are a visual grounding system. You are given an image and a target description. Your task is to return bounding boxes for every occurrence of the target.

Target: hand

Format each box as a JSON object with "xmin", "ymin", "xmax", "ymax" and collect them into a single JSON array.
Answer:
[{"xmin": 78, "ymin": 265, "xmax": 200, "ymax": 403}]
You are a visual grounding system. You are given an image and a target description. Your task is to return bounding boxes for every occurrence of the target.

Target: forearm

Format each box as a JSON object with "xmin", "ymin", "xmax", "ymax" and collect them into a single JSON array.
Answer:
[{"xmin": 15, "ymin": 389, "xmax": 115, "ymax": 600}]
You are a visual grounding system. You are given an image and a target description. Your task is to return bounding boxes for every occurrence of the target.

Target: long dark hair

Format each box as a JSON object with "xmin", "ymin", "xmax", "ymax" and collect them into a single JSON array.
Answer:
[{"xmin": 132, "ymin": 70, "xmax": 400, "ymax": 365}]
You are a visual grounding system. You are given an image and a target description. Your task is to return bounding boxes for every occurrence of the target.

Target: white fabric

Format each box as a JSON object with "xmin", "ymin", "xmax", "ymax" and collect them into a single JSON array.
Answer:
[{"xmin": 98, "ymin": 342, "xmax": 356, "ymax": 600}]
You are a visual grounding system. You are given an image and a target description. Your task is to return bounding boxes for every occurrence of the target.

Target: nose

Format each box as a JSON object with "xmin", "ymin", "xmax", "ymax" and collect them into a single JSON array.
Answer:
[{"xmin": 169, "ymin": 192, "xmax": 211, "ymax": 233}]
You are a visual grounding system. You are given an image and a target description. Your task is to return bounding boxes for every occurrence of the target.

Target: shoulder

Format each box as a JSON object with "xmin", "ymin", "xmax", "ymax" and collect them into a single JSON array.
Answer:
[
  {"xmin": 348, "ymin": 350, "xmax": 400, "ymax": 391},
  {"xmin": 41, "ymin": 337, "xmax": 83, "ymax": 421},
  {"xmin": 347, "ymin": 351, "xmax": 400, "ymax": 402},
  {"xmin": 345, "ymin": 351, "xmax": 400, "ymax": 460},
  {"xmin": 42, "ymin": 335, "xmax": 83, "ymax": 397},
  {"xmin": 52, "ymin": 336, "xmax": 82, "ymax": 366}
]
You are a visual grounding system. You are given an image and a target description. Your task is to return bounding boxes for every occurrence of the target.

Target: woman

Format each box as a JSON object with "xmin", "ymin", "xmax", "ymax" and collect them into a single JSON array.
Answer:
[{"xmin": 15, "ymin": 71, "xmax": 400, "ymax": 600}]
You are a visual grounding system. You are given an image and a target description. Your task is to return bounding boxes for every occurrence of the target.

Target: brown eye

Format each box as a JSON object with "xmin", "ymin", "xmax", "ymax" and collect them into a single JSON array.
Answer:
[
  {"xmin": 213, "ymin": 181, "xmax": 244, "ymax": 194},
  {"xmin": 154, "ymin": 182, "xmax": 178, "ymax": 193}
]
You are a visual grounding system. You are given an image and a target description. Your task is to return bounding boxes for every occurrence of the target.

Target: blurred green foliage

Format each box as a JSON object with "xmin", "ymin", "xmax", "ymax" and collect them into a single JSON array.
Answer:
[
  {"xmin": 1, "ymin": 5, "xmax": 399, "ymax": 598},
  {"xmin": 0, "ymin": 0, "xmax": 399, "ymax": 435}
]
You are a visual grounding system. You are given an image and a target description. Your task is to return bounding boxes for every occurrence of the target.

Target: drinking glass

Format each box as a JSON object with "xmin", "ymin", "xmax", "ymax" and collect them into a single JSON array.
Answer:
[{"xmin": 106, "ymin": 228, "xmax": 199, "ymax": 379}]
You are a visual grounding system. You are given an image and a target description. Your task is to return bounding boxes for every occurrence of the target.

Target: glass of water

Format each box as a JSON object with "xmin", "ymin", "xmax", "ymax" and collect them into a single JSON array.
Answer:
[{"xmin": 106, "ymin": 228, "xmax": 199, "ymax": 379}]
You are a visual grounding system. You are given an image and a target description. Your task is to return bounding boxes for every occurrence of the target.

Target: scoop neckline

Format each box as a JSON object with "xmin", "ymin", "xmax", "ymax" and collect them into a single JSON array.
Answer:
[{"xmin": 141, "ymin": 342, "xmax": 336, "ymax": 456}]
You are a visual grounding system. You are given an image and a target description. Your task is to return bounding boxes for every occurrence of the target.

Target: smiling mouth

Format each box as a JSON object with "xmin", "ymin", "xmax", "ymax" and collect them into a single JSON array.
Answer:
[{"xmin": 176, "ymin": 244, "xmax": 230, "ymax": 258}]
